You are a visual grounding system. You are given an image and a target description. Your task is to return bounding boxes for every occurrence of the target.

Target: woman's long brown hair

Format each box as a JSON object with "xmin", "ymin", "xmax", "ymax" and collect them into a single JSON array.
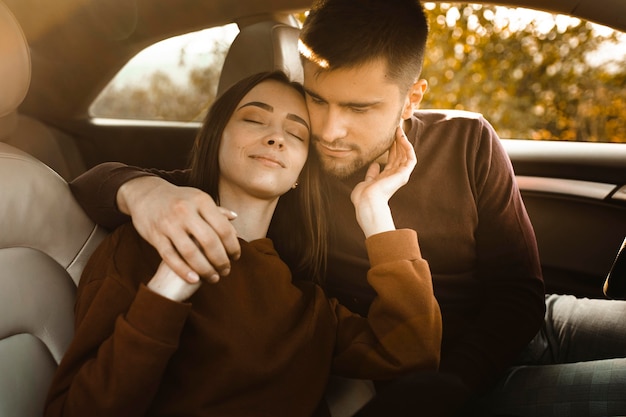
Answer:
[{"xmin": 187, "ymin": 71, "xmax": 328, "ymax": 282}]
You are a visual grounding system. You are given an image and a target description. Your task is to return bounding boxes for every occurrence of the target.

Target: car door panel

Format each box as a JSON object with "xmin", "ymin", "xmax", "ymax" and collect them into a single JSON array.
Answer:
[{"xmin": 504, "ymin": 139, "xmax": 626, "ymax": 298}]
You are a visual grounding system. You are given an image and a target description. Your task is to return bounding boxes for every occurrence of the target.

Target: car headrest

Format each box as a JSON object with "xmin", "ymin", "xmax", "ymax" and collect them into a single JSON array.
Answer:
[
  {"xmin": 0, "ymin": 1, "xmax": 31, "ymax": 120},
  {"xmin": 217, "ymin": 20, "xmax": 302, "ymax": 97}
]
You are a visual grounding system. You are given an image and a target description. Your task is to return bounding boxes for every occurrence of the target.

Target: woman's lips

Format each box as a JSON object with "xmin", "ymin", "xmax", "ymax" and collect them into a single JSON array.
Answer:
[{"xmin": 249, "ymin": 154, "xmax": 285, "ymax": 168}]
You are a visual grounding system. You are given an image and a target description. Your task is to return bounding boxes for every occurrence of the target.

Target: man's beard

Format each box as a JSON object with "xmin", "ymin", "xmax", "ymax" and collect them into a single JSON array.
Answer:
[
  {"xmin": 314, "ymin": 130, "xmax": 396, "ymax": 179},
  {"xmin": 317, "ymin": 151, "xmax": 365, "ymax": 179}
]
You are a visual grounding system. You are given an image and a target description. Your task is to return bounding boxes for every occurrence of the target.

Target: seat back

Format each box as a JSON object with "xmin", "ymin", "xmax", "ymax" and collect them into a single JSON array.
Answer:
[
  {"xmin": 0, "ymin": 1, "xmax": 85, "ymax": 181},
  {"xmin": 0, "ymin": 144, "xmax": 107, "ymax": 417},
  {"xmin": 0, "ymin": 0, "xmax": 29, "ymax": 127},
  {"xmin": 0, "ymin": 2, "xmax": 107, "ymax": 415},
  {"xmin": 217, "ymin": 20, "xmax": 303, "ymax": 96}
]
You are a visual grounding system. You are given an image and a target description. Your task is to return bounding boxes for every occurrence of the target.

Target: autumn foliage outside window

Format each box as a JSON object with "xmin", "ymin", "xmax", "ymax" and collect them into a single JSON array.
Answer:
[{"xmin": 91, "ymin": 4, "xmax": 626, "ymax": 143}]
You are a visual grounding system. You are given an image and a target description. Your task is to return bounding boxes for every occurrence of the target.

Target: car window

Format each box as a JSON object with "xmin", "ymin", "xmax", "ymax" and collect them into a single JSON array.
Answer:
[
  {"xmin": 91, "ymin": 6, "xmax": 625, "ymax": 144},
  {"xmin": 420, "ymin": 3, "xmax": 626, "ymax": 143},
  {"xmin": 90, "ymin": 23, "xmax": 239, "ymax": 122}
]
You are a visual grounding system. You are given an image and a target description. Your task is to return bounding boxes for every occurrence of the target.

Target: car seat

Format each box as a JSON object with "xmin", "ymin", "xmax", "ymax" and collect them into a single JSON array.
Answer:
[
  {"xmin": 217, "ymin": 18, "xmax": 376, "ymax": 417},
  {"xmin": 217, "ymin": 19, "xmax": 304, "ymax": 96},
  {"xmin": 0, "ymin": 2, "xmax": 107, "ymax": 416},
  {"xmin": 0, "ymin": 1, "xmax": 85, "ymax": 181}
]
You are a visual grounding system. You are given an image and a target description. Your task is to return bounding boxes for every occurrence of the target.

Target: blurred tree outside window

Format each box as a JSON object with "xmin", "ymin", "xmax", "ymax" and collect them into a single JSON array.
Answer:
[
  {"xmin": 420, "ymin": 3, "xmax": 626, "ymax": 143},
  {"xmin": 90, "ymin": 23, "xmax": 239, "ymax": 122},
  {"xmin": 90, "ymin": 4, "xmax": 625, "ymax": 143}
]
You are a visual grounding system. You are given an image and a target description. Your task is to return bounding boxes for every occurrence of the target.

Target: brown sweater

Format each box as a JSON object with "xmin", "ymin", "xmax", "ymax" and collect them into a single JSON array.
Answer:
[
  {"xmin": 68, "ymin": 110, "xmax": 545, "ymax": 392},
  {"xmin": 44, "ymin": 225, "xmax": 441, "ymax": 417}
]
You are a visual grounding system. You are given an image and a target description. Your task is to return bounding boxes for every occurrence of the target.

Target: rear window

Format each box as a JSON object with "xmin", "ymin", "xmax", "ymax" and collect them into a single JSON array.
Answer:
[
  {"xmin": 90, "ymin": 23, "xmax": 239, "ymax": 122},
  {"xmin": 420, "ymin": 3, "xmax": 626, "ymax": 143},
  {"xmin": 91, "ymin": 5, "xmax": 626, "ymax": 144}
]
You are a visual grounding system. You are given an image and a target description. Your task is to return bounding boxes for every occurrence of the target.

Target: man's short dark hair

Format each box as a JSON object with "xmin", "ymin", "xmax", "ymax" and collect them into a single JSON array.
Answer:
[{"xmin": 299, "ymin": 0, "xmax": 429, "ymax": 91}]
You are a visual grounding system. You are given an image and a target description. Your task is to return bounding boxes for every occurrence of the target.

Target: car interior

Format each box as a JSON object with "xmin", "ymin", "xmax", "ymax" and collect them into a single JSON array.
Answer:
[
  {"xmin": 0, "ymin": 3, "xmax": 373, "ymax": 416},
  {"xmin": 1, "ymin": 0, "xmax": 625, "ymax": 415},
  {"xmin": 0, "ymin": 4, "xmax": 108, "ymax": 416}
]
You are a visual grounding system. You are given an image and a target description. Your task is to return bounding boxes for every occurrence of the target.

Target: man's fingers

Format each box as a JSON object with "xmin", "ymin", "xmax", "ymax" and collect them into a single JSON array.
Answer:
[
  {"xmin": 185, "ymin": 225, "xmax": 233, "ymax": 274},
  {"xmin": 199, "ymin": 206, "xmax": 241, "ymax": 261},
  {"xmin": 155, "ymin": 238, "xmax": 205, "ymax": 284},
  {"xmin": 127, "ymin": 183, "xmax": 241, "ymax": 284},
  {"xmin": 161, "ymin": 206, "xmax": 240, "ymax": 282},
  {"xmin": 157, "ymin": 218, "xmax": 228, "ymax": 284},
  {"xmin": 217, "ymin": 207, "xmax": 238, "ymax": 220},
  {"xmin": 160, "ymin": 196, "xmax": 240, "ymax": 276}
]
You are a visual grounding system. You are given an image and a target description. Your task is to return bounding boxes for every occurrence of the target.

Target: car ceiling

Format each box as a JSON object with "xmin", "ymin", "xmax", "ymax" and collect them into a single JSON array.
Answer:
[{"xmin": 4, "ymin": 0, "xmax": 625, "ymax": 124}]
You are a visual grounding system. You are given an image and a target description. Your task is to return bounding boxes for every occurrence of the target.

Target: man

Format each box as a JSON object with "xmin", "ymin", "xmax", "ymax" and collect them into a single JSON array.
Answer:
[{"xmin": 70, "ymin": 0, "xmax": 626, "ymax": 415}]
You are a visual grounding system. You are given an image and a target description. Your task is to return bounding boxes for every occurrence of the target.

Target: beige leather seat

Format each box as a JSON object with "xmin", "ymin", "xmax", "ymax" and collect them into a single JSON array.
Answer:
[
  {"xmin": 217, "ymin": 19, "xmax": 303, "ymax": 96},
  {"xmin": 219, "ymin": 18, "xmax": 376, "ymax": 417},
  {"xmin": 0, "ymin": 1, "xmax": 85, "ymax": 180},
  {"xmin": 0, "ymin": 2, "xmax": 106, "ymax": 416}
]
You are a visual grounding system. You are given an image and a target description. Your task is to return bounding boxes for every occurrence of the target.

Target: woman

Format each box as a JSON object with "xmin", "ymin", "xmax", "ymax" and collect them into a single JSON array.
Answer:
[{"xmin": 44, "ymin": 71, "xmax": 441, "ymax": 417}]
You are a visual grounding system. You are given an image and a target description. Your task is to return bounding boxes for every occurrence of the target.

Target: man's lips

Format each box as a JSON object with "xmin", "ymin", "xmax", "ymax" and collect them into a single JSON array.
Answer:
[
  {"xmin": 316, "ymin": 141, "xmax": 353, "ymax": 158},
  {"xmin": 249, "ymin": 154, "xmax": 285, "ymax": 168}
]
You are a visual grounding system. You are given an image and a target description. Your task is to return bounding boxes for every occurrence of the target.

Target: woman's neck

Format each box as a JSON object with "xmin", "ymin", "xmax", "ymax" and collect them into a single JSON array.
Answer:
[{"xmin": 219, "ymin": 193, "xmax": 278, "ymax": 242}]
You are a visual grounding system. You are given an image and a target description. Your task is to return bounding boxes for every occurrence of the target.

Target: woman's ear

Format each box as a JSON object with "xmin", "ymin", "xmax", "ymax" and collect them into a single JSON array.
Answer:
[{"xmin": 401, "ymin": 79, "xmax": 428, "ymax": 119}]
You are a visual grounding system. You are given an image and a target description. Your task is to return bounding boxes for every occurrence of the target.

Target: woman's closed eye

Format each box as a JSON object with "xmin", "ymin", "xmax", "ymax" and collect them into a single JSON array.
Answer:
[
  {"xmin": 287, "ymin": 129, "xmax": 305, "ymax": 142},
  {"xmin": 243, "ymin": 117, "xmax": 265, "ymax": 125},
  {"xmin": 285, "ymin": 119, "xmax": 309, "ymax": 143}
]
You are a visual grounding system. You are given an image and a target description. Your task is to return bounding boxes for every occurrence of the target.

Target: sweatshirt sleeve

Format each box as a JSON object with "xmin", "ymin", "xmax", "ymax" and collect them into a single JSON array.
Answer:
[
  {"xmin": 44, "ymin": 231, "xmax": 192, "ymax": 417},
  {"xmin": 69, "ymin": 162, "xmax": 190, "ymax": 230},
  {"xmin": 331, "ymin": 229, "xmax": 442, "ymax": 380}
]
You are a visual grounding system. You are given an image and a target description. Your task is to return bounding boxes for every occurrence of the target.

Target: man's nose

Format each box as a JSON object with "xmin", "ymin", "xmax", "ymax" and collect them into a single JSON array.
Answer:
[{"xmin": 315, "ymin": 107, "xmax": 347, "ymax": 143}]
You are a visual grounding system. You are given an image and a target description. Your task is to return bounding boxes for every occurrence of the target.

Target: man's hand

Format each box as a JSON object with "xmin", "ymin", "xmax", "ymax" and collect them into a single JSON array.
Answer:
[{"xmin": 118, "ymin": 176, "xmax": 241, "ymax": 283}]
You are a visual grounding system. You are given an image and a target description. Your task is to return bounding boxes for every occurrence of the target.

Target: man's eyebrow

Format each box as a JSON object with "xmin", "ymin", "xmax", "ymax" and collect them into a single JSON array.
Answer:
[
  {"xmin": 239, "ymin": 101, "xmax": 309, "ymax": 130},
  {"xmin": 304, "ymin": 88, "xmax": 324, "ymax": 102},
  {"xmin": 304, "ymin": 88, "xmax": 381, "ymax": 108}
]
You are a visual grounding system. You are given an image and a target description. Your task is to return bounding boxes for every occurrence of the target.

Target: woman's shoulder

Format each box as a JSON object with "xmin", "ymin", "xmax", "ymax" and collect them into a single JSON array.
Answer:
[{"xmin": 81, "ymin": 223, "xmax": 159, "ymax": 289}]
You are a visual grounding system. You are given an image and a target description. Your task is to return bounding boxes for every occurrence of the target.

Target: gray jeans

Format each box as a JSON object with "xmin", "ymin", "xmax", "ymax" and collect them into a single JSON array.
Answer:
[{"xmin": 476, "ymin": 294, "xmax": 626, "ymax": 417}]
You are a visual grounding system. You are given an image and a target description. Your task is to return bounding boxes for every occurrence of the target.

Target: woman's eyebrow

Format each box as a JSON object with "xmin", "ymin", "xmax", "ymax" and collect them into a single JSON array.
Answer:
[
  {"xmin": 239, "ymin": 101, "xmax": 272, "ymax": 112},
  {"xmin": 287, "ymin": 114, "xmax": 310, "ymax": 131},
  {"xmin": 239, "ymin": 101, "xmax": 309, "ymax": 130}
]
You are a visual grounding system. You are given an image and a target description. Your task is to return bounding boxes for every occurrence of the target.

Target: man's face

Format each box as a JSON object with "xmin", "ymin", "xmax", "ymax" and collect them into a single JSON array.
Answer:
[{"xmin": 303, "ymin": 59, "xmax": 406, "ymax": 178}]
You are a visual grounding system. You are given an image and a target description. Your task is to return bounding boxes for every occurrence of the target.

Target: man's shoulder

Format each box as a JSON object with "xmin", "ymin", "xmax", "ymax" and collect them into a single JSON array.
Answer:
[
  {"xmin": 414, "ymin": 108, "xmax": 486, "ymax": 125},
  {"xmin": 411, "ymin": 109, "xmax": 496, "ymax": 141}
]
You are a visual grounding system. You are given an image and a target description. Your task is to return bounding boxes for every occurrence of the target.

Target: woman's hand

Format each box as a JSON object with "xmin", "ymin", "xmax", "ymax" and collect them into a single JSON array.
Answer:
[
  {"xmin": 147, "ymin": 261, "xmax": 206, "ymax": 302},
  {"xmin": 350, "ymin": 126, "xmax": 417, "ymax": 237}
]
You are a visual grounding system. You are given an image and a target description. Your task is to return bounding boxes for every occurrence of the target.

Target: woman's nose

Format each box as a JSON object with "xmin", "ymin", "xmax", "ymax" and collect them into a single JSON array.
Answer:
[{"xmin": 266, "ymin": 137, "xmax": 284, "ymax": 148}]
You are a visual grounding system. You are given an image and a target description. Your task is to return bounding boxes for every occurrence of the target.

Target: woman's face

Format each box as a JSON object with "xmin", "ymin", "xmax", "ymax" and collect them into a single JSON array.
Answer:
[{"xmin": 218, "ymin": 80, "xmax": 310, "ymax": 201}]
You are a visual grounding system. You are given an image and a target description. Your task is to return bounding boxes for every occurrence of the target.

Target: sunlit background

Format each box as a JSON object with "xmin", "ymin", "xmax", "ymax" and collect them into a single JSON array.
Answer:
[{"xmin": 91, "ymin": 3, "xmax": 626, "ymax": 143}]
